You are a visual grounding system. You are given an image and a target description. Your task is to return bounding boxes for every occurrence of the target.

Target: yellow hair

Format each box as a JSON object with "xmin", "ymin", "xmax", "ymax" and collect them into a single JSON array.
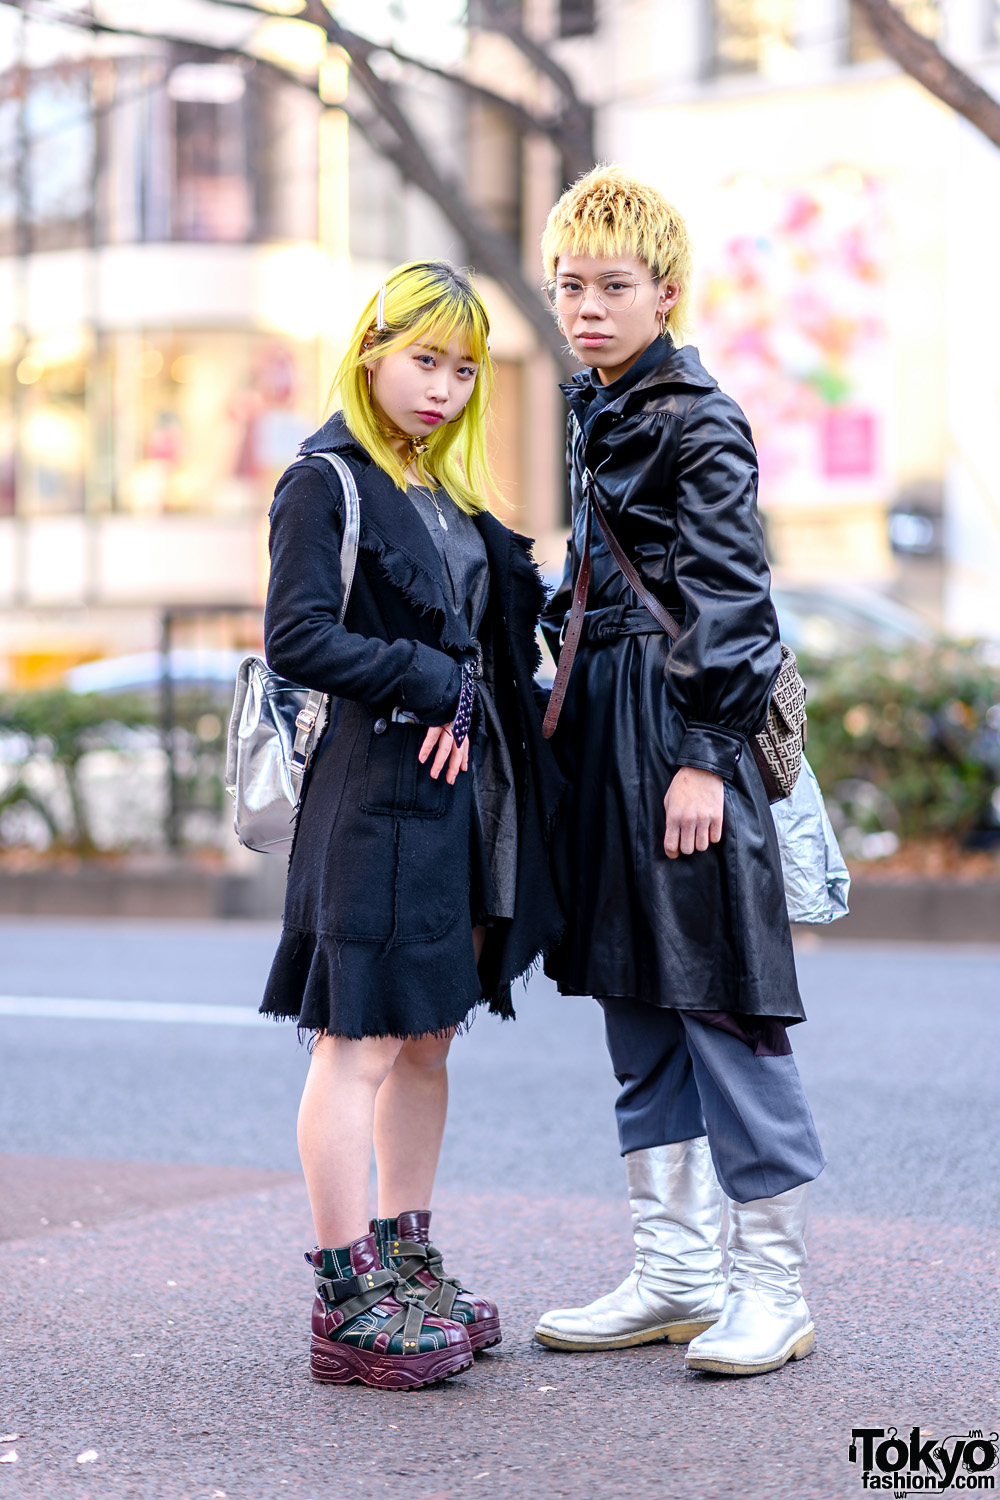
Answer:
[
  {"xmin": 333, "ymin": 261, "xmax": 497, "ymax": 515},
  {"xmin": 541, "ymin": 165, "xmax": 693, "ymax": 344}
]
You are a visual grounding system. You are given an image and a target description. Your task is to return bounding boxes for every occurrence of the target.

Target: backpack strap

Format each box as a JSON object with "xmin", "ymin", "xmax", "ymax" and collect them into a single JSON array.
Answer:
[{"xmin": 287, "ymin": 451, "xmax": 363, "ymax": 791}]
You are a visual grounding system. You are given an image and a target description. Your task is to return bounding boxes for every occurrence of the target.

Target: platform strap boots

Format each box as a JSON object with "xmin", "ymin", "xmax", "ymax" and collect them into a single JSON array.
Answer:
[
  {"xmin": 534, "ymin": 1136, "xmax": 727, "ymax": 1351},
  {"xmin": 685, "ymin": 1183, "xmax": 815, "ymax": 1376},
  {"xmin": 373, "ymin": 1211, "xmax": 502, "ymax": 1352},
  {"xmin": 307, "ymin": 1232, "xmax": 473, "ymax": 1390}
]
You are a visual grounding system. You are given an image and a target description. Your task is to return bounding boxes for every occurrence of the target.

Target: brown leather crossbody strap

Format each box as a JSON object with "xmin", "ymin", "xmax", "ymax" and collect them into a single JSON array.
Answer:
[
  {"xmin": 542, "ymin": 485, "xmax": 593, "ymax": 740},
  {"xmin": 589, "ymin": 482, "xmax": 682, "ymax": 643},
  {"xmin": 543, "ymin": 467, "xmax": 683, "ymax": 740}
]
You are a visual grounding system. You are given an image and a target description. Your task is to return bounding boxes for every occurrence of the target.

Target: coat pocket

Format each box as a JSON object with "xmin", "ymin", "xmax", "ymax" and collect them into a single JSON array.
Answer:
[{"xmin": 361, "ymin": 721, "xmax": 447, "ymax": 818}]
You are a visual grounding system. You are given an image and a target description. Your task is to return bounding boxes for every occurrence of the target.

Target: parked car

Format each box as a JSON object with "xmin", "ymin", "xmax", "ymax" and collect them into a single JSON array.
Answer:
[
  {"xmin": 771, "ymin": 586, "xmax": 934, "ymax": 660},
  {"xmin": 66, "ymin": 649, "xmax": 244, "ymax": 702}
]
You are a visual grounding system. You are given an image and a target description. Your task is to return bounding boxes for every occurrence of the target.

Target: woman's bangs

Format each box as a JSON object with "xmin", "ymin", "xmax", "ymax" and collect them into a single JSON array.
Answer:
[{"xmin": 393, "ymin": 300, "xmax": 488, "ymax": 370}]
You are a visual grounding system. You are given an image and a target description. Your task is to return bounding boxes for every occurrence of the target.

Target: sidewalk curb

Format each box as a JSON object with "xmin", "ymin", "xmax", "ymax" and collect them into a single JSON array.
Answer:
[{"xmin": 797, "ymin": 878, "xmax": 1000, "ymax": 943}]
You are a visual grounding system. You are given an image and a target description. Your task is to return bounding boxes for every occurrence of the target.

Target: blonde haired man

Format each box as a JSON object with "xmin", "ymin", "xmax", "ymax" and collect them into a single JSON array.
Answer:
[{"xmin": 535, "ymin": 167, "xmax": 825, "ymax": 1378}]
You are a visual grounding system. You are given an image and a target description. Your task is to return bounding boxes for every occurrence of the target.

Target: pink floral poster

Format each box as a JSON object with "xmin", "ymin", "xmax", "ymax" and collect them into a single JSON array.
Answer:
[{"xmin": 696, "ymin": 167, "xmax": 890, "ymax": 507}]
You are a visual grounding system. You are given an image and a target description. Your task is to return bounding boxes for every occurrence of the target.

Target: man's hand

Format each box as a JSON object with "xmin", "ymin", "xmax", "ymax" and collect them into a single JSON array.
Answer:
[
  {"xmin": 663, "ymin": 767, "xmax": 725, "ymax": 858},
  {"xmin": 419, "ymin": 721, "xmax": 470, "ymax": 785}
]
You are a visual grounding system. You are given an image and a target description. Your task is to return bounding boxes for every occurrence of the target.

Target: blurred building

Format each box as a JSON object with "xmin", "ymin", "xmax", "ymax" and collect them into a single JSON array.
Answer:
[
  {"xmin": 0, "ymin": 4, "xmax": 550, "ymax": 687},
  {"xmin": 0, "ymin": 15, "xmax": 328, "ymax": 683},
  {"xmin": 3, "ymin": 0, "xmax": 999, "ymax": 690},
  {"xmin": 570, "ymin": 0, "xmax": 1000, "ymax": 637}
]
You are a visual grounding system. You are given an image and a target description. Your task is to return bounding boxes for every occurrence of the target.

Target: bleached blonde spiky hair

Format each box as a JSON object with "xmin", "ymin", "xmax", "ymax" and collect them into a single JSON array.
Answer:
[{"xmin": 541, "ymin": 165, "xmax": 693, "ymax": 343}]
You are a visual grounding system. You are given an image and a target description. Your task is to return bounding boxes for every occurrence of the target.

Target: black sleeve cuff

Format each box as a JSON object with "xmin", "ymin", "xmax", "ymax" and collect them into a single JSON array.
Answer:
[
  {"xmin": 677, "ymin": 724, "xmax": 745, "ymax": 782},
  {"xmin": 398, "ymin": 644, "xmax": 463, "ymax": 724}
]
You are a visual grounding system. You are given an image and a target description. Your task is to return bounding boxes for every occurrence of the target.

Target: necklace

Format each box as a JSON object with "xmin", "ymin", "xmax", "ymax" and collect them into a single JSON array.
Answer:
[
  {"xmin": 379, "ymin": 419, "xmax": 430, "ymax": 469},
  {"xmin": 415, "ymin": 484, "xmax": 448, "ymax": 531}
]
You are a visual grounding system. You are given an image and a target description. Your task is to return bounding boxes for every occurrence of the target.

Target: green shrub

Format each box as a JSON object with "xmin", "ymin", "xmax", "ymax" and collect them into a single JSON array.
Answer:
[
  {"xmin": 0, "ymin": 689, "xmax": 153, "ymax": 851},
  {"xmin": 801, "ymin": 644, "xmax": 1000, "ymax": 841}
]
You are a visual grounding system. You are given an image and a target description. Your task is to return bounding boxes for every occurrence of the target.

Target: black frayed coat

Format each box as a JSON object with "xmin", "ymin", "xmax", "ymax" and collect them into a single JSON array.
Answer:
[
  {"xmin": 261, "ymin": 413, "xmax": 565, "ymax": 1038},
  {"xmin": 541, "ymin": 344, "xmax": 804, "ymax": 1022}
]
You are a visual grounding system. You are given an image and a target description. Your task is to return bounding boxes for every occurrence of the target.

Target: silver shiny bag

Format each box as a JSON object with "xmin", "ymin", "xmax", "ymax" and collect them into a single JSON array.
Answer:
[
  {"xmin": 770, "ymin": 756, "xmax": 850, "ymax": 925},
  {"xmin": 225, "ymin": 451, "xmax": 360, "ymax": 855}
]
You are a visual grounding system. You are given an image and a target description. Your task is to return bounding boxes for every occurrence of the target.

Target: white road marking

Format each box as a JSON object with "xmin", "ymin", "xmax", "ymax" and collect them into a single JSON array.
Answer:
[{"xmin": 0, "ymin": 995, "xmax": 270, "ymax": 1027}]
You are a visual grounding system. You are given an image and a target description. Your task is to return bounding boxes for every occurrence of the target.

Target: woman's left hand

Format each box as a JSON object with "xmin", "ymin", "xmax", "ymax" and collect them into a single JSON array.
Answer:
[{"xmin": 419, "ymin": 721, "xmax": 470, "ymax": 785}]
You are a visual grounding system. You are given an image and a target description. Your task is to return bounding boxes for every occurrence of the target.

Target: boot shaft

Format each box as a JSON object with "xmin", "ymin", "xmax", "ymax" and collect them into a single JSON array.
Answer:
[
  {"xmin": 726, "ymin": 1184, "xmax": 809, "ymax": 1299},
  {"xmin": 625, "ymin": 1138, "xmax": 724, "ymax": 1277}
]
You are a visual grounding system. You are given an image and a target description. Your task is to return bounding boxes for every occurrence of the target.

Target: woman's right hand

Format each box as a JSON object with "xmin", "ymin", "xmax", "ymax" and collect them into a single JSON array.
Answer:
[{"xmin": 418, "ymin": 722, "xmax": 470, "ymax": 786}]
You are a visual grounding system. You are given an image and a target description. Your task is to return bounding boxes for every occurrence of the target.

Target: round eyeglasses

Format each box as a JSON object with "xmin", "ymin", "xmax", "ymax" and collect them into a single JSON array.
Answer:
[{"xmin": 543, "ymin": 274, "xmax": 659, "ymax": 312}]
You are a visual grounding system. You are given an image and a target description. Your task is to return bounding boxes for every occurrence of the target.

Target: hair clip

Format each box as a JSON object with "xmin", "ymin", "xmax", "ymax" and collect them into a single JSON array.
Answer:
[{"xmin": 376, "ymin": 284, "xmax": 387, "ymax": 331}]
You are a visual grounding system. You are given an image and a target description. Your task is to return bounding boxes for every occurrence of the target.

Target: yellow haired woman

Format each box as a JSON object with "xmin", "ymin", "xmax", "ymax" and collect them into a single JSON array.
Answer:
[{"xmin": 261, "ymin": 260, "xmax": 564, "ymax": 1389}]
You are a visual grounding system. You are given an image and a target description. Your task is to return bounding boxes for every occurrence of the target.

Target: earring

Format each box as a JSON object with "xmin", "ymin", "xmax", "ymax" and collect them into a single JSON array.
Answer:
[{"xmin": 659, "ymin": 312, "xmax": 668, "ymax": 337}]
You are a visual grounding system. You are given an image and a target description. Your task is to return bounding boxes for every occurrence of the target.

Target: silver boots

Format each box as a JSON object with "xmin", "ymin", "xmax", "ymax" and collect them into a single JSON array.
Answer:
[
  {"xmin": 685, "ymin": 1182, "xmax": 814, "ymax": 1376},
  {"xmin": 534, "ymin": 1137, "xmax": 726, "ymax": 1351}
]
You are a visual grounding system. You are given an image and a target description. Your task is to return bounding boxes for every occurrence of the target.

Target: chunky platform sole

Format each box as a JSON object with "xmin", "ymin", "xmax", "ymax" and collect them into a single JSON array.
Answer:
[
  {"xmin": 533, "ymin": 1315, "xmax": 719, "ymax": 1352},
  {"xmin": 685, "ymin": 1326, "xmax": 815, "ymax": 1377},
  {"xmin": 310, "ymin": 1335, "xmax": 473, "ymax": 1390},
  {"xmin": 468, "ymin": 1316, "xmax": 502, "ymax": 1353}
]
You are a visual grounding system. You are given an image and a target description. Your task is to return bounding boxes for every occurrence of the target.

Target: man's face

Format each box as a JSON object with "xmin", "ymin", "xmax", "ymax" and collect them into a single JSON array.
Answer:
[{"xmin": 551, "ymin": 252, "xmax": 680, "ymax": 385}]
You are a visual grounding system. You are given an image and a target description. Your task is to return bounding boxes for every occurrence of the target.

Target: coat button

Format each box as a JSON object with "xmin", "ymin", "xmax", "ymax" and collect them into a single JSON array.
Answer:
[{"xmin": 373, "ymin": 717, "xmax": 387, "ymax": 735}]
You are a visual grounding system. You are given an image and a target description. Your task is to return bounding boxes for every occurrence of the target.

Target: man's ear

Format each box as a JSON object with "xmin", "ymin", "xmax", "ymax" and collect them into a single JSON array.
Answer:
[{"xmin": 658, "ymin": 281, "xmax": 682, "ymax": 313}]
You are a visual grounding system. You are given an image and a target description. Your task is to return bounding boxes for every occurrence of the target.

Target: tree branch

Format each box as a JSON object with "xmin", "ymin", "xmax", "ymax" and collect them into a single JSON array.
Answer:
[
  {"xmin": 302, "ymin": 0, "xmax": 575, "ymax": 370},
  {"xmin": 381, "ymin": 44, "xmax": 561, "ymax": 146},
  {"xmin": 851, "ymin": 0, "xmax": 1000, "ymax": 150},
  {"xmin": 6, "ymin": 0, "xmax": 578, "ymax": 368},
  {"xmin": 476, "ymin": 0, "xmax": 579, "ymax": 109},
  {"xmin": 475, "ymin": 0, "xmax": 593, "ymax": 177}
]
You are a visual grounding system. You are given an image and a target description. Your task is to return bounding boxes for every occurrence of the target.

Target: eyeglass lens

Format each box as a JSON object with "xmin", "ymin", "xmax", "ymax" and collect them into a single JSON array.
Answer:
[{"xmin": 546, "ymin": 276, "xmax": 641, "ymax": 311}]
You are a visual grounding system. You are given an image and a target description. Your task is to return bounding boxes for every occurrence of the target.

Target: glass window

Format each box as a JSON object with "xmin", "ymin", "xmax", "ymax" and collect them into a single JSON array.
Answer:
[
  {"xmin": 112, "ymin": 331, "xmax": 317, "ymax": 516},
  {"xmin": 710, "ymin": 0, "xmax": 797, "ymax": 76},
  {"xmin": 559, "ymin": 0, "xmax": 596, "ymax": 38},
  {"xmin": 0, "ymin": 351, "xmax": 15, "ymax": 516},
  {"xmin": 251, "ymin": 72, "xmax": 320, "ymax": 243},
  {"xmin": 466, "ymin": 100, "xmax": 521, "ymax": 242},
  {"xmin": 986, "ymin": 0, "xmax": 1000, "ymax": 48},
  {"xmin": 169, "ymin": 62, "xmax": 252, "ymax": 242},
  {"xmin": 13, "ymin": 330, "xmax": 90, "ymax": 515},
  {"xmin": 24, "ymin": 64, "xmax": 95, "ymax": 251},
  {"xmin": 0, "ymin": 94, "xmax": 21, "ymax": 256}
]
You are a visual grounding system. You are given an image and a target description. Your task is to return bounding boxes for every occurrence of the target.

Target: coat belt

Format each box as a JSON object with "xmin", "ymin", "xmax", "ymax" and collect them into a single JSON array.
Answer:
[{"xmin": 567, "ymin": 605, "xmax": 669, "ymax": 648}]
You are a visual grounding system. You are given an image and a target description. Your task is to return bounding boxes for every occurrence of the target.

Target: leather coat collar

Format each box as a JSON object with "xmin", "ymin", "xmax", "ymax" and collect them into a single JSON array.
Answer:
[{"xmin": 560, "ymin": 342, "xmax": 718, "ymax": 412}]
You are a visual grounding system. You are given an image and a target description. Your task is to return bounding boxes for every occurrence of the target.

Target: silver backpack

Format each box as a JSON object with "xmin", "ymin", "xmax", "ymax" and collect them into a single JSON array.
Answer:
[{"xmin": 225, "ymin": 452, "xmax": 361, "ymax": 854}]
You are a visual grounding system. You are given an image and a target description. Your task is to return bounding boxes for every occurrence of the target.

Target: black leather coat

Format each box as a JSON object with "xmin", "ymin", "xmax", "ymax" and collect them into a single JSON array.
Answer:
[{"xmin": 541, "ymin": 343, "xmax": 803, "ymax": 1021}]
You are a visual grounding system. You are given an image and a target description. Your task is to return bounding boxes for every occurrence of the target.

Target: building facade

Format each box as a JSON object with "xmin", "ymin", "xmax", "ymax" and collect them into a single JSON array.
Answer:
[
  {"xmin": 575, "ymin": 0, "xmax": 1000, "ymax": 635},
  {"xmin": 3, "ymin": 0, "xmax": 999, "ymax": 694}
]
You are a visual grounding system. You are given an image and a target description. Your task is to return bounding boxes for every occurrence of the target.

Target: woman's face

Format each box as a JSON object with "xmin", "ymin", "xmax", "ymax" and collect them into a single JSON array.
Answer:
[{"xmin": 369, "ymin": 334, "xmax": 479, "ymax": 439}]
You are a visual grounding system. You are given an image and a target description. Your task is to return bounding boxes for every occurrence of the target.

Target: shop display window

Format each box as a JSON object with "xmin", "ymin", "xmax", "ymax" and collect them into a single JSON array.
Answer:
[
  {"xmin": 11, "ymin": 329, "xmax": 89, "ymax": 515},
  {"xmin": 114, "ymin": 331, "xmax": 317, "ymax": 516}
]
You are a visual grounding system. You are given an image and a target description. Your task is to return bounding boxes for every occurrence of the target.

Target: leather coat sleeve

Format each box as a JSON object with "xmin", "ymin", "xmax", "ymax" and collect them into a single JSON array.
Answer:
[
  {"xmin": 667, "ymin": 390, "xmax": 781, "ymax": 781},
  {"xmin": 264, "ymin": 465, "xmax": 463, "ymax": 723}
]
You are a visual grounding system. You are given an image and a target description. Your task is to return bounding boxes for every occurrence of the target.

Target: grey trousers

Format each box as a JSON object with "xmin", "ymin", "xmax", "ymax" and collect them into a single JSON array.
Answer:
[{"xmin": 599, "ymin": 999, "xmax": 826, "ymax": 1204}]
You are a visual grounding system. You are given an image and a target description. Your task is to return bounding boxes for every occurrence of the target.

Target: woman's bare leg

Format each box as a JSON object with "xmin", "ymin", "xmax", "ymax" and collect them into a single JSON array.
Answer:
[
  {"xmin": 374, "ymin": 927, "xmax": 486, "ymax": 1217},
  {"xmin": 298, "ymin": 1033, "xmax": 403, "ymax": 1247},
  {"xmin": 374, "ymin": 1029, "xmax": 453, "ymax": 1217}
]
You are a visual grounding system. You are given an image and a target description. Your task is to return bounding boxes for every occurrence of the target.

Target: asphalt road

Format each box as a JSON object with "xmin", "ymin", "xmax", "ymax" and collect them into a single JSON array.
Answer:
[{"xmin": 0, "ymin": 919, "xmax": 998, "ymax": 1499}]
